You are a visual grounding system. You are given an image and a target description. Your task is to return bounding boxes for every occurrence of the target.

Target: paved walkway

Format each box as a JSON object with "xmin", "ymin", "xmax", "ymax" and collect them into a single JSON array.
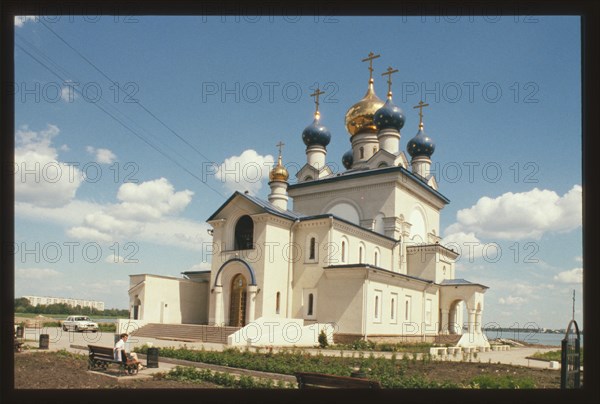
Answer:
[{"xmin": 19, "ymin": 327, "xmax": 562, "ymax": 373}]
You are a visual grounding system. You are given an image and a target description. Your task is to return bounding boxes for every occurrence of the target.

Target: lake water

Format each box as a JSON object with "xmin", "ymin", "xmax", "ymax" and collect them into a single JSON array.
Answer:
[{"xmin": 484, "ymin": 331, "xmax": 584, "ymax": 347}]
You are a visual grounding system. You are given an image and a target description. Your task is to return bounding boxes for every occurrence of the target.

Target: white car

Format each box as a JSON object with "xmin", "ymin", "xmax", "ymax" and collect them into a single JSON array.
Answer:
[{"xmin": 62, "ymin": 316, "xmax": 99, "ymax": 332}]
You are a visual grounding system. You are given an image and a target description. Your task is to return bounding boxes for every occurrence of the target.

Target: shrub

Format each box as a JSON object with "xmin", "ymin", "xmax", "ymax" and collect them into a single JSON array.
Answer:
[
  {"xmin": 470, "ymin": 374, "xmax": 536, "ymax": 389},
  {"xmin": 318, "ymin": 330, "xmax": 329, "ymax": 348}
]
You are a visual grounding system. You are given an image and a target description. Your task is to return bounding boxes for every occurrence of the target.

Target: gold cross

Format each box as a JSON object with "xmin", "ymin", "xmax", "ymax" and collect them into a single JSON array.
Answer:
[
  {"xmin": 381, "ymin": 66, "xmax": 399, "ymax": 98},
  {"xmin": 309, "ymin": 87, "xmax": 325, "ymax": 115},
  {"xmin": 276, "ymin": 141, "xmax": 285, "ymax": 156},
  {"xmin": 413, "ymin": 100, "xmax": 430, "ymax": 128},
  {"xmin": 361, "ymin": 52, "xmax": 381, "ymax": 81}
]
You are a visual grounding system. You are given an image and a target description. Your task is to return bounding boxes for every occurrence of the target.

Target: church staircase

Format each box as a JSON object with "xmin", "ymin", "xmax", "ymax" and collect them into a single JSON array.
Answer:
[
  {"xmin": 131, "ymin": 323, "xmax": 240, "ymax": 344},
  {"xmin": 433, "ymin": 334, "xmax": 462, "ymax": 346}
]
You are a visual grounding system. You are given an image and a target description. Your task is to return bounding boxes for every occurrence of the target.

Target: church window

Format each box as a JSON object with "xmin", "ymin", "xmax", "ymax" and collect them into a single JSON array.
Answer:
[
  {"xmin": 359, "ymin": 246, "xmax": 363, "ymax": 263},
  {"xmin": 374, "ymin": 251, "xmax": 379, "ymax": 266},
  {"xmin": 341, "ymin": 241, "xmax": 346, "ymax": 263},
  {"xmin": 359, "ymin": 147, "xmax": 364, "ymax": 159},
  {"xmin": 309, "ymin": 237, "xmax": 316, "ymax": 260},
  {"xmin": 405, "ymin": 296, "xmax": 412, "ymax": 322},
  {"xmin": 308, "ymin": 293, "xmax": 314, "ymax": 316},
  {"xmin": 276, "ymin": 292, "xmax": 280, "ymax": 314},
  {"xmin": 374, "ymin": 290, "xmax": 382, "ymax": 322},
  {"xmin": 378, "ymin": 162, "xmax": 388, "ymax": 168},
  {"xmin": 234, "ymin": 215, "xmax": 254, "ymax": 250},
  {"xmin": 304, "ymin": 175, "xmax": 313, "ymax": 181},
  {"xmin": 390, "ymin": 293, "xmax": 398, "ymax": 323},
  {"xmin": 373, "ymin": 146, "xmax": 377, "ymax": 154}
]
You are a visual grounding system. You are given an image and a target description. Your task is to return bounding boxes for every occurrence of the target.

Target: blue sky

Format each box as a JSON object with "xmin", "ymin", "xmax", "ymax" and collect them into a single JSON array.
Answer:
[{"xmin": 14, "ymin": 15, "xmax": 582, "ymax": 329}]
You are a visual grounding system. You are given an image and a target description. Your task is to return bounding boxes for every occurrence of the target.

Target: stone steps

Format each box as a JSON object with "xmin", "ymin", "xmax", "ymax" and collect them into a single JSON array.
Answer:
[{"xmin": 131, "ymin": 323, "xmax": 240, "ymax": 344}]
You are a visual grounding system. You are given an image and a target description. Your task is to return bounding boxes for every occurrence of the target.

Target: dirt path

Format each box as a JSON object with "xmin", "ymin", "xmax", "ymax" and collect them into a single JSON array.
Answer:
[{"xmin": 14, "ymin": 351, "xmax": 217, "ymax": 389}]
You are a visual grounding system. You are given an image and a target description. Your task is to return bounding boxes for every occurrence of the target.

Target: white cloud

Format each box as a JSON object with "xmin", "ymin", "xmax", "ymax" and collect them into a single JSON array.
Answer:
[
  {"xmin": 215, "ymin": 149, "xmax": 274, "ymax": 195},
  {"xmin": 554, "ymin": 268, "xmax": 583, "ymax": 284},
  {"xmin": 444, "ymin": 185, "xmax": 582, "ymax": 240},
  {"xmin": 15, "ymin": 199, "xmax": 104, "ymax": 227},
  {"xmin": 86, "ymin": 146, "xmax": 117, "ymax": 164},
  {"xmin": 498, "ymin": 296, "xmax": 526, "ymax": 305},
  {"xmin": 442, "ymin": 231, "xmax": 487, "ymax": 261},
  {"xmin": 60, "ymin": 81, "xmax": 78, "ymax": 102},
  {"xmin": 66, "ymin": 178, "xmax": 207, "ymax": 250},
  {"xmin": 15, "ymin": 124, "xmax": 84, "ymax": 207},
  {"xmin": 15, "ymin": 16, "xmax": 37, "ymax": 27},
  {"xmin": 16, "ymin": 267, "xmax": 62, "ymax": 280}
]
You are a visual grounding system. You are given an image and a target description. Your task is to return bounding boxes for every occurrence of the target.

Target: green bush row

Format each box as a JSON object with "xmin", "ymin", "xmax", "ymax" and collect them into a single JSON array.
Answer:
[
  {"xmin": 135, "ymin": 346, "xmax": 468, "ymax": 388},
  {"xmin": 160, "ymin": 366, "xmax": 295, "ymax": 388},
  {"xmin": 327, "ymin": 339, "xmax": 433, "ymax": 353}
]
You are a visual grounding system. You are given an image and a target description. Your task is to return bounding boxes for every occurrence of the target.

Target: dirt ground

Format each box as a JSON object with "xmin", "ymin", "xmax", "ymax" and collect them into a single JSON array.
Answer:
[
  {"xmin": 14, "ymin": 351, "xmax": 217, "ymax": 389},
  {"xmin": 14, "ymin": 350, "xmax": 562, "ymax": 389}
]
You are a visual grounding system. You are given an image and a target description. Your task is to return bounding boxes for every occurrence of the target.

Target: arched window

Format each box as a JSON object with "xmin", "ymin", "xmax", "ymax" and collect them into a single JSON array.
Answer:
[
  {"xmin": 276, "ymin": 292, "xmax": 280, "ymax": 314},
  {"xmin": 374, "ymin": 251, "xmax": 379, "ymax": 267},
  {"xmin": 341, "ymin": 241, "xmax": 346, "ymax": 263},
  {"xmin": 304, "ymin": 175, "xmax": 313, "ymax": 181},
  {"xmin": 374, "ymin": 296, "xmax": 379, "ymax": 318},
  {"xmin": 307, "ymin": 293, "xmax": 314, "ymax": 316},
  {"xmin": 309, "ymin": 237, "xmax": 316, "ymax": 260},
  {"xmin": 359, "ymin": 147, "xmax": 364, "ymax": 159},
  {"xmin": 391, "ymin": 298, "xmax": 395, "ymax": 320},
  {"xmin": 234, "ymin": 215, "xmax": 254, "ymax": 250},
  {"xmin": 359, "ymin": 246, "xmax": 363, "ymax": 263}
]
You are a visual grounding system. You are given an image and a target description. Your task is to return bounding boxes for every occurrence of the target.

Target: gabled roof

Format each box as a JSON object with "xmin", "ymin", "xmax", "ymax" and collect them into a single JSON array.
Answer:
[
  {"xmin": 206, "ymin": 191, "xmax": 398, "ymax": 244},
  {"xmin": 206, "ymin": 191, "xmax": 304, "ymax": 222},
  {"xmin": 440, "ymin": 278, "xmax": 489, "ymax": 289},
  {"xmin": 325, "ymin": 264, "xmax": 434, "ymax": 284},
  {"xmin": 288, "ymin": 165, "xmax": 450, "ymax": 204}
]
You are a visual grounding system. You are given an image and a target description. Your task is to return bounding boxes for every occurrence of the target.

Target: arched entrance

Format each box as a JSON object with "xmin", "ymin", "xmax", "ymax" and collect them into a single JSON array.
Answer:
[
  {"xmin": 448, "ymin": 299, "xmax": 465, "ymax": 335},
  {"xmin": 132, "ymin": 296, "xmax": 141, "ymax": 320},
  {"xmin": 229, "ymin": 274, "xmax": 248, "ymax": 327}
]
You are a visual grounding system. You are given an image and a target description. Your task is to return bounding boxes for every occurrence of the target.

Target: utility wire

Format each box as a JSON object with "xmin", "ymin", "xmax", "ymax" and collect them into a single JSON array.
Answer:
[
  {"xmin": 38, "ymin": 19, "xmax": 214, "ymax": 164},
  {"xmin": 16, "ymin": 32, "xmax": 201, "ymax": 176},
  {"xmin": 16, "ymin": 41, "xmax": 226, "ymax": 198}
]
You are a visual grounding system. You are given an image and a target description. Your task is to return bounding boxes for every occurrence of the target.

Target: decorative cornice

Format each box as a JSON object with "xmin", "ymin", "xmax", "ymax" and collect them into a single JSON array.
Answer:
[
  {"xmin": 406, "ymin": 243, "xmax": 460, "ymax": 260},
  {"xmin": 333, "ymin": 220, "xmax": 396, "ymax": 247}
]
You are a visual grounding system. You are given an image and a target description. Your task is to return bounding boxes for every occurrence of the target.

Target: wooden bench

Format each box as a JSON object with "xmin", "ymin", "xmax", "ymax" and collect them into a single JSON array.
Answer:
[
  {"xmin": 295, "ymin": 372, "xmax": 381, "ymax": 389},
  {"xmin": 87, "ymin": 345, "xmax": 138, "ymax": 375}
]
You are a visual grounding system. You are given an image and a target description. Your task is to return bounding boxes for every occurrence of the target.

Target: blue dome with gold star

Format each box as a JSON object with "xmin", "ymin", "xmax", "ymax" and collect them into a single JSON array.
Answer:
[
  {"xmin": 374, "ymin": 98, "xmax": 405, "ymax": 131},
  {"xmin": 407, "ymin": 127, "xmax": 435, "ymax": 158},
  {"xmin": 342, "ymin": 149, "xmax": 353, "ymax": 169},
  {"xmin": 302, "ymin": 116, "xmax": 331, "ymax": 147}
]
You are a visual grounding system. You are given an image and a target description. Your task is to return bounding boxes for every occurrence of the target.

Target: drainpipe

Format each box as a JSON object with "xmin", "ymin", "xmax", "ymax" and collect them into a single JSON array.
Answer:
[
  {"xmin": 328, "ymin": 216, "xmax": 334, "ymax": 265},
  {"xmin": 362, "ymin": 272, "xmax": 369, "ymax": 340},
  {"xmin": 286, "ymin": 218, "xmax": 301, "ymax": 318},
  {"xmin": 390, "ymin": 237, "xmax": 402, "ymax": 272}
]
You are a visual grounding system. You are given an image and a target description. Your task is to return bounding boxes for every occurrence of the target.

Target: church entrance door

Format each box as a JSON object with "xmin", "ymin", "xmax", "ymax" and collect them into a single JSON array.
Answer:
[{"xmin": 229, "ymin": 274, "xmax": 247, "ymax": 327}]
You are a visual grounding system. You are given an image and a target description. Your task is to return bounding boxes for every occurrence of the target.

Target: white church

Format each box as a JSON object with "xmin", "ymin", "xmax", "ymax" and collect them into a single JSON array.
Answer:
[{"xmin": 126, "ymin": 54, "xmax": 490, "ymax": 348}]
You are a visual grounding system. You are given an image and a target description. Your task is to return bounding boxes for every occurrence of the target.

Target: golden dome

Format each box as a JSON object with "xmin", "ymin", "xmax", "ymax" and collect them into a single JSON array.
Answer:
[
  {"xmin": 344, "ymin": 79, "xmax": 385, "ymax": 136},
  {"xmin": 269, "ymin": 154, "xmax": 289, "ymax": 182}
]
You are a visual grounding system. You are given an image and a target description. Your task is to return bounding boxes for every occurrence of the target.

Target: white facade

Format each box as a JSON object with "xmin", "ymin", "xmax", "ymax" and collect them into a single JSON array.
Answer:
[{"xmin": 129, "ymin": 70, "xmax": 490, "ymax": 348}]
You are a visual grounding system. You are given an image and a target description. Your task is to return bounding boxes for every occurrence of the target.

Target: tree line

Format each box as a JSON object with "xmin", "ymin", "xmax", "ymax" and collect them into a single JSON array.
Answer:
[{"xmin": 15, "ymin": 298, "xmax": 129, "ymax": 317}]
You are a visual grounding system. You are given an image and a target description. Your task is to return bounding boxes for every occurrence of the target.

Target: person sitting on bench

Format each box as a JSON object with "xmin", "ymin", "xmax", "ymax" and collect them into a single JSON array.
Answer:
[{"xmin": 114, "ymin": 333, "xmax": 144, "ymax": 370}]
